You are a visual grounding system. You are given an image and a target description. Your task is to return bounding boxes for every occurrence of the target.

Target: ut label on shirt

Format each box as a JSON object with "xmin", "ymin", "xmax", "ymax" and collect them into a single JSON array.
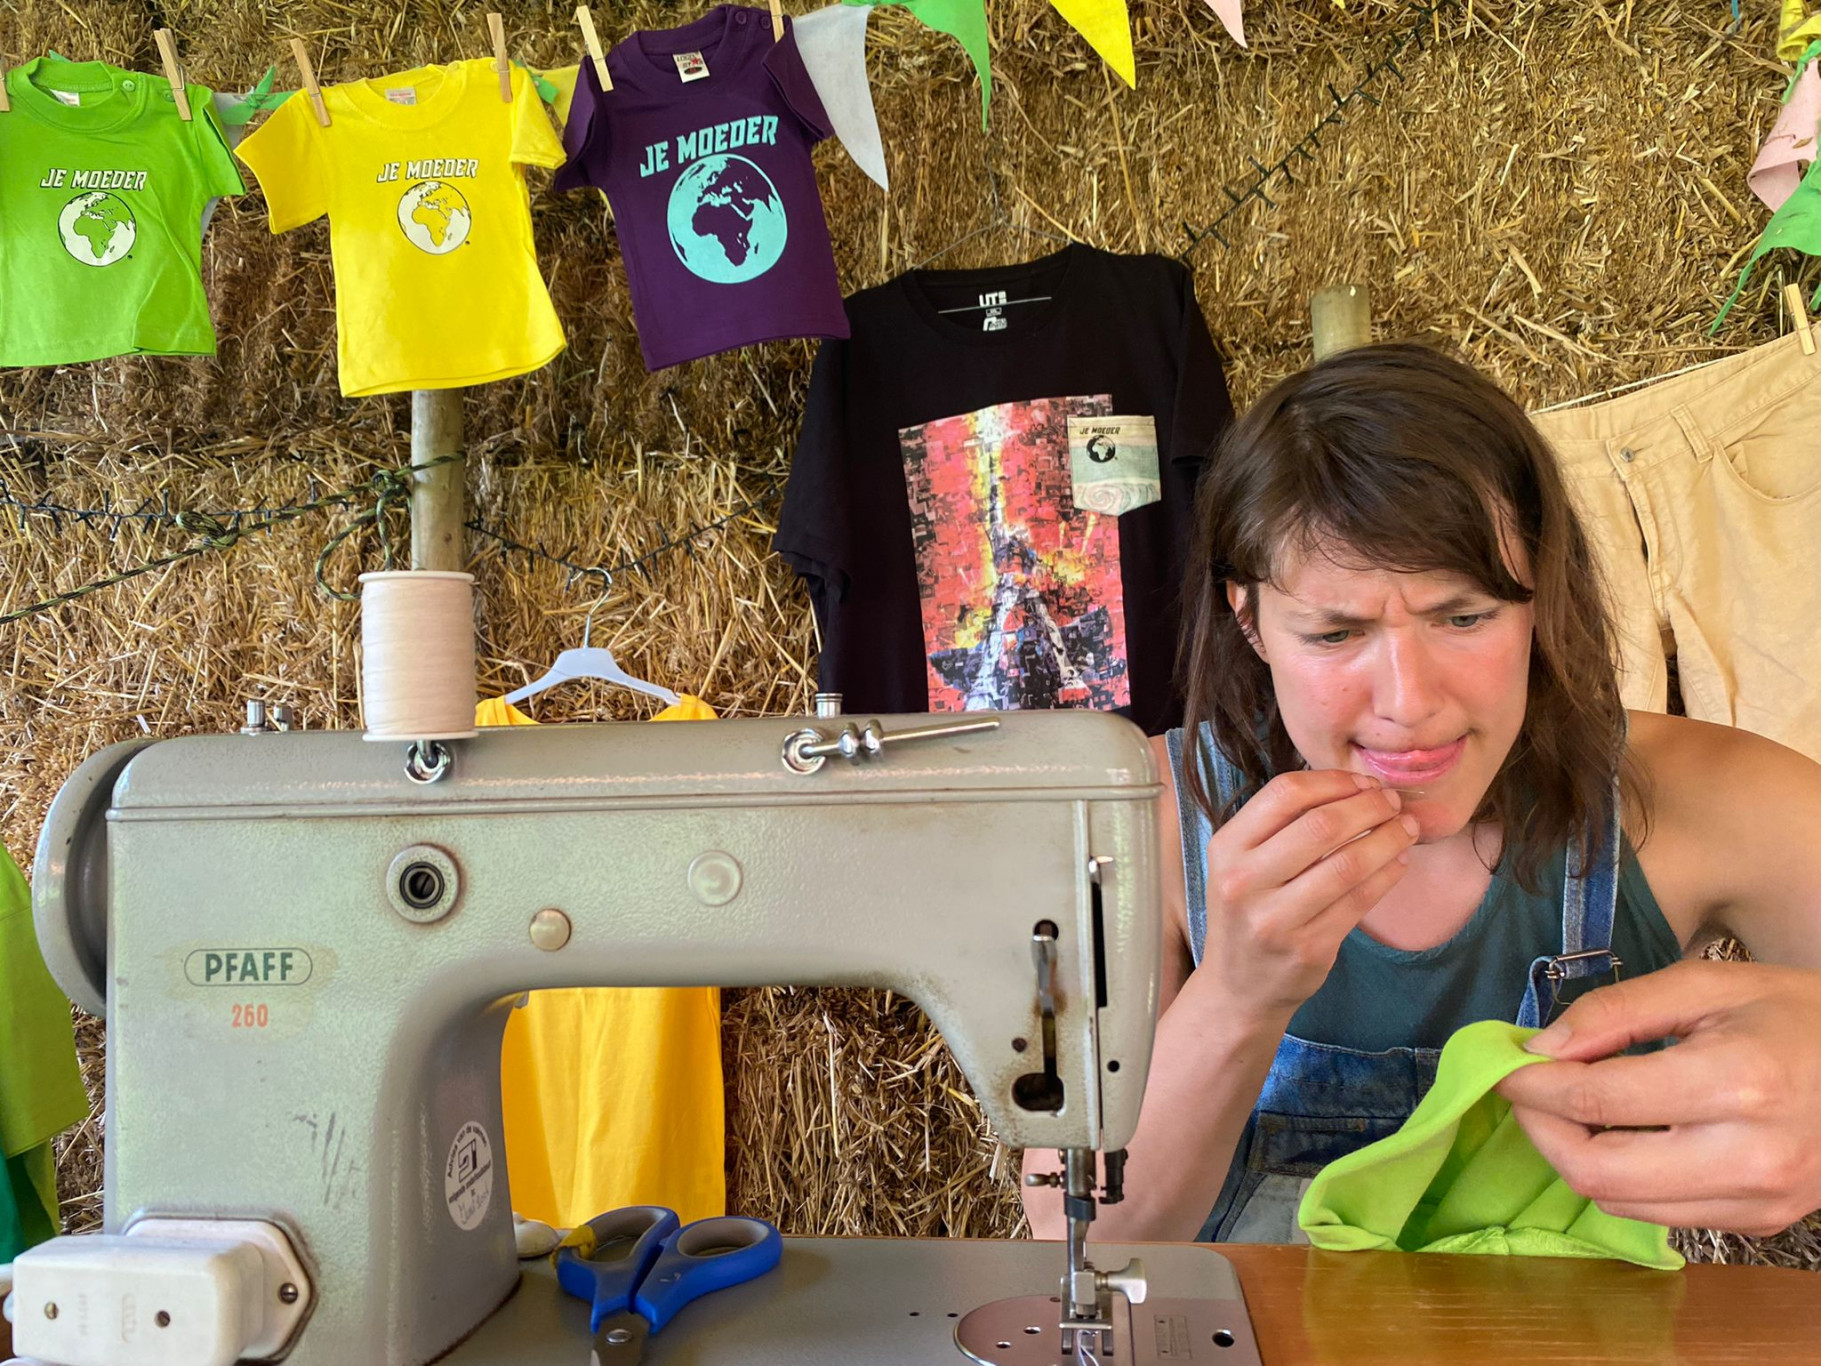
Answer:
[
  {"xmin": 1067, "ymin": 415, "xmax": 1161, "ymax": 515},
  {"xmin": 674, "ymin": 51, "xmax": 710, "ymax": 82}
]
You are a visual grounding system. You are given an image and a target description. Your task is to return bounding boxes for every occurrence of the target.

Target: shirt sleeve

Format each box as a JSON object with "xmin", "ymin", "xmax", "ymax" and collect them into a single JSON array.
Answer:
[
  {"xmin": 235, "ymin": 94, "xmax": 328, "ymax": 232},
  {"xmin": 510, "ymin": 65, "xmax": 567, "ymax": 169},
  {"xmin": 763, "ymin": 22, "xmax": 835, "ymax": 143},
  {"xmin": 1167, "ymin": 265, "xmax": 1233, "ymax": 469},
  {"xmin": 191, "ymin": 93, "xmax": 248, "ymax": 200},
  {"xmin": 773, "ymin": 338, "xmax": 856, "ymax": 605},
  {"xmin": 551, "ymin": 60, "xmax": 602, "ymax": 193}
]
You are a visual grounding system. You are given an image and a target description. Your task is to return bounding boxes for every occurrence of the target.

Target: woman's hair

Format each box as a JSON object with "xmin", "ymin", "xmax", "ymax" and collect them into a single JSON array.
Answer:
[{"xmin": 1178, "ymin": 342, "xmax": 1641, "ymax": 891}]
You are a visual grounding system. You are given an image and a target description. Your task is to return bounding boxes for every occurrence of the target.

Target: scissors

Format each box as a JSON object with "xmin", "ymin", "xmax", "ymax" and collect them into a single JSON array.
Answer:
[{"xmin": 555, "ymin": 1205, "xmax": 783, "ymax": 1366}]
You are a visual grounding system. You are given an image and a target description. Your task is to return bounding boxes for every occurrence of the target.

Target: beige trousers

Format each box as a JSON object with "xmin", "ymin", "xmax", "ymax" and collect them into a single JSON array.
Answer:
[{"xmin": 1532, "ymin": 332, "xmax": 1821, "ymax": 760}]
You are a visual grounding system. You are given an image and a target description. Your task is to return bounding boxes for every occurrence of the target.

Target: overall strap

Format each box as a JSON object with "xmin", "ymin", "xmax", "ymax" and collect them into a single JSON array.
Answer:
[
  {"xmin": 1517, "ymin": 777, "xmax": 1624, "ymax": 1029},
  {"xmin": 1167, "ymin": 723, "xmax": 1247, "ymax": 969}
]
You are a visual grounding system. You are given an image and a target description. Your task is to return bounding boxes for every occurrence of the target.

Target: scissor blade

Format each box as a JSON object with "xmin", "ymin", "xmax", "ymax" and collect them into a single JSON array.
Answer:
[{"xmin": 590, "ymin": 1310, "xmax": 650, "ymax": 1366}]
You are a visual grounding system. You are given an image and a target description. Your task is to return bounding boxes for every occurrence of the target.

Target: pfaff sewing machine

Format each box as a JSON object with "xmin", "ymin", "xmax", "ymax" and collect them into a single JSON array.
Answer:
[{"xmin": 20, "ymin": 709, "xmax": 1257, "ymax": 1365}]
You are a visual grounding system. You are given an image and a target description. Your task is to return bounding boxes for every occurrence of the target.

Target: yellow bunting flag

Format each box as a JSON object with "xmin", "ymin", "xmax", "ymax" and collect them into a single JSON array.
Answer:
[
  {"xmin": 1048, "ymin": 0, "xmax": 1135, "ymax": 87},
  {"xmin": 1784, "ymin": 1, "xmax": 1821, "ymax": 60}
]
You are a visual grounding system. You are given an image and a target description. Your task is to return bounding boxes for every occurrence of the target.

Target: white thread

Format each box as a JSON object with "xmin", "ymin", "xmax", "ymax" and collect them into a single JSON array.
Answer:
[{"xmin": 360, "ymin": 571, "xmax": 479, "ymax": 741}]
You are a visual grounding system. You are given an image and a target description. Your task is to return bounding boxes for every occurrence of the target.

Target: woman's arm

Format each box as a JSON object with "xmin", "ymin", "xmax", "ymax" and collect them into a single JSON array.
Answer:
[
  {"xmin": 1020, "ymin": 735, "xmax": 1290, "ymax": 1241},
  {"xmin": 1020, "ymin": 733, "xmax": 1414, "ymax": 1241},
  {"xmin": 1499, "ymin": 713, "xmax": 1821, "ymax": 1234}
]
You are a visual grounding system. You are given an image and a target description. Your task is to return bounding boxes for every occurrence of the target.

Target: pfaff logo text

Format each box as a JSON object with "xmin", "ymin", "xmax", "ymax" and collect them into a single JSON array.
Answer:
[{"xmin": 185, "ymin": 948, "xmax": 313, "ymax": 987}]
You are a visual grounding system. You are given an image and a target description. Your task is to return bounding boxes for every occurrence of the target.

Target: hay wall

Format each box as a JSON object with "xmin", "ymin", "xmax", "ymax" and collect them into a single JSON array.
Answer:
[{"xmin": 3, "ymin": 0, "xmax": 1816, "ymax": 1267}]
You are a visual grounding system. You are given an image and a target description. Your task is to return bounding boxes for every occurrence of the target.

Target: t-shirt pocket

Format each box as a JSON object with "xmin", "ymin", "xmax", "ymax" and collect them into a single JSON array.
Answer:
[{"xmin": 1067, "ymin": 414, "xmax": 1161, "ymax": 515}]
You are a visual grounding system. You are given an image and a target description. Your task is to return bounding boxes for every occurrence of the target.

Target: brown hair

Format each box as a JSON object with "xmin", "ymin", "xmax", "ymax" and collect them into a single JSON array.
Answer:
[{"xmin": 1178, "ymin": 343, "xmax": 1641, "ymax": 891}]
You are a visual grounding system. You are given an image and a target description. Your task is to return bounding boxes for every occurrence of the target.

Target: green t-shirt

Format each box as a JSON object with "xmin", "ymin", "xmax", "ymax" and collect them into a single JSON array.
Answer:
[
  {"xmin": 1299, "ymin": 1020, "xmax": 1684, "ymax": 1269},
  {"xmin": 0, "ymin": 56, "xmax": 245, "ymax": 365},
  {"xmin": 0, "ymin": 843, "xmax": 89, "ymax": 1262}
]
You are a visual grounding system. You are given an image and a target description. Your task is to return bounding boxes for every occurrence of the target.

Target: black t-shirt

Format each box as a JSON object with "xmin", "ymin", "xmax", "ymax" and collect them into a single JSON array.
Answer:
[{"xmin": 774, "ymin": 244, "xmax": 1234, "ymax": 736}]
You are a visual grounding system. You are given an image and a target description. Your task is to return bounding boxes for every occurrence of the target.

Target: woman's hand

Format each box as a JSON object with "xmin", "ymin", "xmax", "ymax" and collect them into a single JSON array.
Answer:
[
  {"xmin": 1198, "ymin": 768, "xmax": 1418, "ymax": 1021},
  {"xmin": 1498, "ymin": 959, "xmax": 1821, "ymax": 1236}
]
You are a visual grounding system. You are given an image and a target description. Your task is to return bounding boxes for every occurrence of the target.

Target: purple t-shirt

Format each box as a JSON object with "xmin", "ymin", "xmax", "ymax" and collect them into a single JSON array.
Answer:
[{"xmin": 555, "ymin": 5, "xmax": 850, "ymax": 371}]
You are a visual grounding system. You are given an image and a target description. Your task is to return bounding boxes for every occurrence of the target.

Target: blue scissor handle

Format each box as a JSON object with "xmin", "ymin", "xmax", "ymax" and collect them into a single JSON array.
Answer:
[
  {"xmin": 555, "ymin": 1205, "xmax": 680, "ymax": 1333},
  {"xmin": 633, "ymin": 1215, "xmax": 783, "ymax": 1333}
]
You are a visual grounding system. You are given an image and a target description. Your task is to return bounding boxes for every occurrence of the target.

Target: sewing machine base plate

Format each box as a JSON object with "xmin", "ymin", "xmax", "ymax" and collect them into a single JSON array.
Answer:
[
  {"xmin": 445, "ymin": 1237, "xmax": 1259, "ymax": 1365},
  {"xmin": 954, "ymin": 1292, "xmax": 1259, "ymax": 1365}
]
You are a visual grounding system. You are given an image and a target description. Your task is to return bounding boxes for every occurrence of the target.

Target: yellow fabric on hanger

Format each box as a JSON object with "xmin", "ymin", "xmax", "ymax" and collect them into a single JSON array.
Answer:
[{"xmin": 482, "ymin": 692, "xmax": 725, "ymax": 1227}]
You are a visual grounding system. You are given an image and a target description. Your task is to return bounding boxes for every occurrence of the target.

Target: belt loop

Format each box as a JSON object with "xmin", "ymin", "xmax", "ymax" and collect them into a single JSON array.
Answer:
[{"xmin": 1669, "ymin": 403, "xmax": 1714, "ymax": 464}]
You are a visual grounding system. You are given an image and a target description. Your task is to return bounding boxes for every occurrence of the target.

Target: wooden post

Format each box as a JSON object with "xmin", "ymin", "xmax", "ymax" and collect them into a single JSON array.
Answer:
[
  {"xmin": 1311, "ymin": 283, "xmax": 1371, "ymax": 362},
  {"xmin": 410, "ymin": 391, "xmax": 466, "ymax": 572}
]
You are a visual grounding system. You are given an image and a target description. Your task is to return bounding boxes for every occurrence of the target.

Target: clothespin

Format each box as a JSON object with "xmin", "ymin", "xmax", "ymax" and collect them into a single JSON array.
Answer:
[
  {"xmin": 153, "ymin": 29, "xmax": 192, "ymax": 121},
  {"xmin": 290, "ymin": 38, "xmax": 330, "ymax": 126},
  {"xmin": 576, "ymin": 6, "xmax": 612, "ymax": 92},
  {"xmin": 0, "ymin": 56, "xmax": 11, "ymax": 113},
  {"xmin": 1788, "ymin": 283, "xmax": 1817, "ymax": 356},
  {"xmin": 770, "ymin": 0, "xmax": 785, "ymax": 42},
  {"xmin": 487, "ymin": 12, "xmax": 512, "ymax": 102}
]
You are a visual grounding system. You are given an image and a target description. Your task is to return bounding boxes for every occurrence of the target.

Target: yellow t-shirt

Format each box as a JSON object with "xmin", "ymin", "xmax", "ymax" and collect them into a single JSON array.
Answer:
[
  {"xmin": 480, "ymin": 692, "xmax": 725, "ymax": 1227},
  {"xmin": 237, "ymin": 60, "xmax": 566, "ymax": 397}
]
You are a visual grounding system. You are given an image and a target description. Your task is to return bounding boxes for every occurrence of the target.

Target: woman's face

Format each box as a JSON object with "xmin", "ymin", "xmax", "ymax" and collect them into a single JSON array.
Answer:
[{"xmin": 1232, "ymin": 538, "xmax": 1535, "ymax": 842}]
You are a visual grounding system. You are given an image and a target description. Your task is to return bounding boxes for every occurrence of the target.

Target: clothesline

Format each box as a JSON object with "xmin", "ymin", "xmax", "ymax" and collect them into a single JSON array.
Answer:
[
  {"xmin": 0, "ymin": 465, "xmax": 783, "ymax": 627},
  {"xmin": 1180, "ymin": 0, "xmax": 1459, "ymax": 258}
]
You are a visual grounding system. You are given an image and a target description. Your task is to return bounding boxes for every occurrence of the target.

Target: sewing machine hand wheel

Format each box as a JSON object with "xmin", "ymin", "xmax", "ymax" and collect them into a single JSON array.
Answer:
[{"xmin": 32, "ymin": 739, "xmax": 153, "ymax": 1017}]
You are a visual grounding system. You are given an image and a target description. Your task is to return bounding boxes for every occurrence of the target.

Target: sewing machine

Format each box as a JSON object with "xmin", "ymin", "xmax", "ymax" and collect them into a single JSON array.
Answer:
[{"xmin": 21, "ymin": 709, "xmax": 1257, "ymax": 1366}]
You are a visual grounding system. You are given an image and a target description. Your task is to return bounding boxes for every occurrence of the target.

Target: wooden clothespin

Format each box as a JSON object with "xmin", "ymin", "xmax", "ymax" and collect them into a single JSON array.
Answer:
[
  {"xmin": 0, "ymin": 57, "xmax": 11, "ymax": 113},
  {"xmin": 487, "ymin": 12, "xmax": 512, "ymax": 103},
  {"xmin": 290, "ymin": 38, "xmax": 330, "ymax": 127},
  {"xmin": 153, "ymin": 29, "xmax": 192, "ymax": 121},
  {"xmin": 769, "ymin": 0, "xmax": 785, "ymax": 42},
  {"xmin": 1787, "ymin": 283, "xmax": 1817, "ymax": 357},
  {"xmin": 576, "ymin": 6, "xmax": 612, "ymax": 92}
]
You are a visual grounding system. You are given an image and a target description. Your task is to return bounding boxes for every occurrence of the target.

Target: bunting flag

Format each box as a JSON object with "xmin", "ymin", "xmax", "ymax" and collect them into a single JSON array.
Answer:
[
  {"xmin": 1206, "ymin": 0, "xmax": 1246, "ymax": 47},
  {"xmin": 797, "ymin": 4, "xmax": 891, "ymax": 191},
  {"xmin": 1782, "ymin": 0, "xmax": 1821, "ymax": 60},
  {"xmin": 1750, "ymin": 56, "xmax": 1820, "ymax": 213},
  {"xmin": 851, "ymin": 0, "xmax": 993, "ymax": 128},
  {"xmin": 1048, "ymin": 0, "xmax": 1135, "ymax": 87}
]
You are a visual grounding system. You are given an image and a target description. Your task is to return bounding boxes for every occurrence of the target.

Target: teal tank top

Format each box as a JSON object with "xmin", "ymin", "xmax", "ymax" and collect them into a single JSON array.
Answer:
[
  {"xmin": 1286, "ymin": 840, "xmax": 1682, "ymax": 1052},
  {"xmin": 1166, "ymin": 724, "xmax": 1685, "ymax": 1052}
]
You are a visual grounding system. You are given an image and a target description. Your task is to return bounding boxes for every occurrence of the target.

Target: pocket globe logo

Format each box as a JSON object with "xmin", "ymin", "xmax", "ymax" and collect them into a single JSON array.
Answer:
[
  {"xmin": 667, "ymin": 154, "xmax": 788, "ymax": 284},
  {"xmin": 58, "ymin": 191, "xmax": 137, "ymax": 267},
  {"xmin": 397, "ymin": 180, "xmax": 473, "ymax": 255}
]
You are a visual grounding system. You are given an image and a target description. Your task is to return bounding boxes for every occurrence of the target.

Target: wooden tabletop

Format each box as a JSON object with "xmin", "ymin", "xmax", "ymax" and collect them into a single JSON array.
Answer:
[{"xmin": 1220, "ymin": 1244, "xmax": 1820, "ymax": 1364}]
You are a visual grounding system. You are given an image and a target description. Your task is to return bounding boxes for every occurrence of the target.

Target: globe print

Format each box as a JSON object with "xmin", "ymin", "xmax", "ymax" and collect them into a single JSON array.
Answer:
[
  {"xmin": 58, "ymin": 191, "xmax": 136, "ymax": 267},
  {"xmin": 397, "ymin": 180, "xmax": 472, "ymax": 255},
  {"xmin": 666, "ymin": 154, "xmax": 788, "ymax": 284}
]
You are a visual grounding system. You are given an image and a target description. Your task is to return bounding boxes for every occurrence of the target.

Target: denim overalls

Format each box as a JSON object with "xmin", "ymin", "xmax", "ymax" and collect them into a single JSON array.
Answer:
[{"xmin": 1163, "ymin": 725, "xmax": 1623, "ymax": 1243}]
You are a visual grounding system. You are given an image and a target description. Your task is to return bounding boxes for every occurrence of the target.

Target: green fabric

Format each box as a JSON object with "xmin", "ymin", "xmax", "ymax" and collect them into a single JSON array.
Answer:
[
  {"xmin": 848, "ymin": 0, "xmax": 991, "ymax": 128},
  {"xmin": 216, "ymin": 66, "xmax": 289, "ymax": 126},
  {"xmin": 1287, "ymin": 839, "xmax": 1682, "ymax": 1054},
  {"xmin": 0, "ymin": 56, "xmax": 247, "ymax": 365},
  {"xmin": 1298, "ymin": 1020, "xmax": 1685, "ymax": 1270},
  {"xmin": 3, "ymin": 1145, "xmax": 65, "ymax": 1263},
  {"xmin": 0, "ymin": 845, "xmax": 88, "ymax": 1261},
  {"xmin": 1714, "ymin": 150, "xmax": 1821, "ymax": 331}
]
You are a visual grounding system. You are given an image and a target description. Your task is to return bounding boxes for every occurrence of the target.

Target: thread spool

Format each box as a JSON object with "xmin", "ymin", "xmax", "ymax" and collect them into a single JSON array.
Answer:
[{"xmin": 360, "ymin": 571, "xmax": 479, "ymax": 741}]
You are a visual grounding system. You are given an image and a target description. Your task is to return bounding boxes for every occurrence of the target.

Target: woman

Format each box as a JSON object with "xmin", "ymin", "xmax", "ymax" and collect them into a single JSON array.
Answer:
[{"xmin": 1024, "ymin": 344, "xmax": 1821, "ymax": 1243}]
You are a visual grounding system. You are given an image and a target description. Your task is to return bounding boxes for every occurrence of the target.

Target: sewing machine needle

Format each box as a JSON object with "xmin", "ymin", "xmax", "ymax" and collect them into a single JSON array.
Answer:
[{"xmin": 590, "ymin": 1310, "xmax": 651, "ymax": 1366}]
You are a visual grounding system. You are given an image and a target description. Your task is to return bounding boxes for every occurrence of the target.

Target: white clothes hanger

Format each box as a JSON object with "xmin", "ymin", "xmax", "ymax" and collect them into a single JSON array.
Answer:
[{"xmin": 501, "ymin": 570, "xmax": 680, "ymax": 708}]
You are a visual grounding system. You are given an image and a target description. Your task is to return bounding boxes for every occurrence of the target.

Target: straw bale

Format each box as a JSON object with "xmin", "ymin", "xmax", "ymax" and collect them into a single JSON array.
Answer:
[{"xmin": 2, "ymin": 0, "xmax": 1816, "ymax": 1270}]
